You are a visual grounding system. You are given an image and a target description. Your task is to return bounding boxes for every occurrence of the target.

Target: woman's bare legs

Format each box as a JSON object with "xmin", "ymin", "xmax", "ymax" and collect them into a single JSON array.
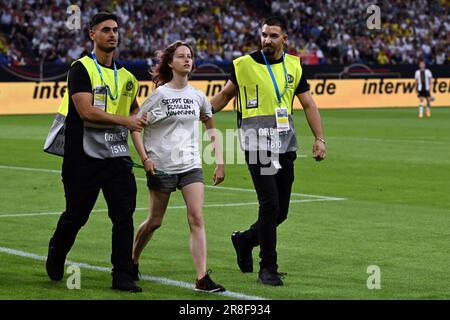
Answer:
[
  {"xmin": 181, "ymin": 182, "xmax": 206, "ymax": 279},
  {"xmin": 133, "ymin": 190, "xmax": 170, "ymax": 264}
]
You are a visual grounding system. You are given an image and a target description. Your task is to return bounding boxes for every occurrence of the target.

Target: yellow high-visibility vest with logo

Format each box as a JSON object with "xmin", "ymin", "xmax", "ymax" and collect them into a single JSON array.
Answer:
[
  {"xmin": 233, "ymin": 53, "xmax": 302, "ymax": 153},
  {"xmin": 44, "ymin": 55, "xmax": 139, "ymax": 158}
]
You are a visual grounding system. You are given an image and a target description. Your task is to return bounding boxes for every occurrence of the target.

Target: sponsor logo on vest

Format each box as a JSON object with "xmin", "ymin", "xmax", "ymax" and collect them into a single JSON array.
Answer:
[
  {"xmin": 123, "ymin": 80, "xmax": 135, "ymax": 97},
  {"xmin": 287, "ymin": 74, "xmax": 294, "ymax": 84},
  {"xmin": 126, "ymin": 81, "xmax": 134, "ymax": 91},
  {"xmin": 287, "ymin": 73, "xmax": 295, "ymax": 89}
]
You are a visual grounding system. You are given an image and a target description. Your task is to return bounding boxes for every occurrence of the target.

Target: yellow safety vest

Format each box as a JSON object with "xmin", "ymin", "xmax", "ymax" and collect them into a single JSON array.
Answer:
[
  {"xmin": 44, "ymin": 55, "xmax": 139, "ymax": 158},
  {"xmin": 233, "ymin": 53, "xmax": 302, "ymax": 152}
]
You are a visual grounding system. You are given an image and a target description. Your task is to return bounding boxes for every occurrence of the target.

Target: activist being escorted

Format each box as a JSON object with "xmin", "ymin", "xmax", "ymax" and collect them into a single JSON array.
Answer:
[{"xmin": 131, "ymin": 40, "xmax": 226, "ymax": 293}]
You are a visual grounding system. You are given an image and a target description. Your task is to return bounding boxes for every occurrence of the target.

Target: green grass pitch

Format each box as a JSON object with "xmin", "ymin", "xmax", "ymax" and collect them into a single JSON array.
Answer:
[{"xmin": 0, "ymin": 107, "xmax": 449, "ymax": 300}]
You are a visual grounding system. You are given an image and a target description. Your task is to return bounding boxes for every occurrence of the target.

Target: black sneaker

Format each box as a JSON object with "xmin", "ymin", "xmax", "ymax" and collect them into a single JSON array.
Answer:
[
  {"xmin": 195, "ymin": 270, "xmax": 225, "ymax": 293},
  {"xmin": 131, "ymin": 263, "xmax": 140, "ymax": 281},
  {"xmin": 112, "ymin": 272, "xmax": 142, "ymax": 293},
  {"xmin": 46, "ymin": 237, "xmax": 65, "ymax": 281},
  {"xmin": 231, "ymin": 231, "xmax": 253, "ymax": 273},
  {"xmin": 257, "ymin": 268, "xmax": 285, "ymax": 286}
]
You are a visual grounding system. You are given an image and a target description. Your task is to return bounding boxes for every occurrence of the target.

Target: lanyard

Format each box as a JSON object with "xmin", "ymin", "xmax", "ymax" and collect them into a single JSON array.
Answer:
[
  {"xmin": 261, "ymin": 50, "xmax": 288, "ymax": 105},
  {"xmin": 91, "ymin": 51, "xmax": 118, "ymax": 100},
  {"xmin": 122, "ymin": 158, "xmax": 170, "ymax": 176}
]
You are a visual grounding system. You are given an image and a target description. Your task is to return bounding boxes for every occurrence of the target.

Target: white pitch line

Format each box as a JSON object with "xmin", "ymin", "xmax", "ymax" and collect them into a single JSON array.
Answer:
[
  {"xmin": 0, "ymin": 164, "xmax": 347, "ymax": 201},
  {"xmin": 135, "ymin": 177, "xmax": 346, "ymax": 200},
  {"xmin": 202, "ymin": 184, "xmax": 346, "ymax": 201},
  {"xmin": 0, "ymin": 198, "xmax": 342, "ymax": 218},
  {"xmin": 0, "ymin": 212, "xmax": 60, "ymax": 218},
  {"xmin": 0, "ymin": 165, "xmax": 61, "ymax": 174},
  {"xmin": 0, "ymin": 246, "xmax": 267, "ymax": 300},
  {"xmin": 329, "ymin": 136, "xmax": 450, "ymax": 145}
]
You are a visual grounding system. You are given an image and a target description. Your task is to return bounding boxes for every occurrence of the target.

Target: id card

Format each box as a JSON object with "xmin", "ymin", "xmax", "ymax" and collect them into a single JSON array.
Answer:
[
  {"xmin": 275, "ymin": 107, "xmax": 290, "ymax": 132},
  {"xmin": 247, "ymin": 99, "xmax": 257, "ymax": 109},
  {"xmin": 93, "ymin": 85, "xmax": 107, "ymax": 111},
  {"xmin": 271, "ymin": 159, "xmax": 282, "ymax": 169}
]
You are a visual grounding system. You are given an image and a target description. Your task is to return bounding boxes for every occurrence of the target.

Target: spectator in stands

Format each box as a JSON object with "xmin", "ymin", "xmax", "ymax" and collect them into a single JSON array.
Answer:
[
  {"xmin": 0, "ymin": 0, "xmax": 448, "ymax": 66},
  {"xmin": 6, "ymin": 42, "xmax": 25, "ymax": 66},
  {"xmin": 67, "ymin": 43, "xmax": 85, "ymax": 63},
  {"xmin": 38, "ymin": 36, "xmax": 52, "ymax": 60},
  {"xmin": 377, "ymin": 49, "xmax": 390, "ymax": 65}
]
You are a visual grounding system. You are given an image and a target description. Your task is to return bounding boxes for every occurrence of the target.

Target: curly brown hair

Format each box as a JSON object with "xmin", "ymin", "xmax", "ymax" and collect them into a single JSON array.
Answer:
[{"xmin": 151, "ymin": 40, "xmax": 195, "ymax": 88}]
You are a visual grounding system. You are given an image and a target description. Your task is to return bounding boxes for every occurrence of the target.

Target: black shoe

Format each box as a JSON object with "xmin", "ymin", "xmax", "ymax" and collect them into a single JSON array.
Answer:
[
  {"xmin": 131, "ymin": 263, "xmax": 140, "ymax": 281},
  {"xmin": 46, "ymin": 237, "xmax": 65, "ymax": 281},
  {"xmin": 195, "ymin": 270, "xmax": 226, "ymax": 293},
  {"xmin": 231, "ymin": 231, "xmax": 253, "ymax": 273},
  {"xmin": 112, "ymin": 272, "xmax": 142, "ymax": 293},
  {"xmin": 257, "ymin": 268, "xmax": 285, "ymax": 286}
]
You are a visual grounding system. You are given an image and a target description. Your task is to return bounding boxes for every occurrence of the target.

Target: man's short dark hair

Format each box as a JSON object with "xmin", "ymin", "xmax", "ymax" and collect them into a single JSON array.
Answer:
[
  {"xmin": 262, "ymin": 15, "xmax": 287, "ymax": 33},
  {"xmin": 89, "ymin": 12, "xmax": 118, "ymax": 29}
]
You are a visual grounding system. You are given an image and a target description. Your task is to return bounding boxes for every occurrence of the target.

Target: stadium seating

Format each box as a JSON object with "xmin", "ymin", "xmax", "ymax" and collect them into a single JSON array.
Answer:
[{"xmin": 0, "ymin": 0, "xmax": 448, "ymax": 66}]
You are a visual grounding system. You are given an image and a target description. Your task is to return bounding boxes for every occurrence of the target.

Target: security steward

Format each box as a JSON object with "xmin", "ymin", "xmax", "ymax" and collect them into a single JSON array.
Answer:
[
  {"xmin": 44, "ymin": 12, "xmax": 147, "ymax": 292},
  {"xmin": 209, "ymin": 16, "xmax": 326, "ymax": 286}
]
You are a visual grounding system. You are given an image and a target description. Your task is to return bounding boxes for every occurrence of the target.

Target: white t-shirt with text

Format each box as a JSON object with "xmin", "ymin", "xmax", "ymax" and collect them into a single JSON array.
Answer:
[{"xmin": 138, "ymin": 84, "xmax": 213, "ymax": 174}]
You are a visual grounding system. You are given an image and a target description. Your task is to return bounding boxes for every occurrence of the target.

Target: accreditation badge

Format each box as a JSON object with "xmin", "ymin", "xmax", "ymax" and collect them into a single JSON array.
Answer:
[
  {"xmin": 271, "ymin": 159, "xmax": 282, "ymax": 169},
  {"xmin": 247, "ymin": 99, "xmax": 257, "ymax": 108},
  {"xmin": 275, "ymin": 107, "xmax": 290, "ymax": 132},
  {"xmin": 93, "ymin": 85, "xmax": 107, "ymax": 111}
]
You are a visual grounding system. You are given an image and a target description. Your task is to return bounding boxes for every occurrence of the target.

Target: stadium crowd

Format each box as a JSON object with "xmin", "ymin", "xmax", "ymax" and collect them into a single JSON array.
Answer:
[{"xmin": 0, "ymin": 0, "xmax": 448, "ymax": 67}]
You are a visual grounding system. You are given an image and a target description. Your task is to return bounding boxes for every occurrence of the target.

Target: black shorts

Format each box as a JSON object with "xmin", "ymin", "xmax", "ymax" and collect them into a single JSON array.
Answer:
[
  {"xmin": 418, "ymin": 89, "xmax": 430, "ymax": 98},
  {"xmin": 146, "ymin": 168, "xmax": 203, "ymax": 193}
]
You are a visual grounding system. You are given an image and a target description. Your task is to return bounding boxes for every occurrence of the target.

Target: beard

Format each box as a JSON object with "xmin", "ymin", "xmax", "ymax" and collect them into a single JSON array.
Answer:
[
  {"xmin": 262, "ymin": 46, "xmax": 275, "ymax": 56},
  {"xmin": 98, "ymin": 43, "xmax": 117, "ymax": 53}
]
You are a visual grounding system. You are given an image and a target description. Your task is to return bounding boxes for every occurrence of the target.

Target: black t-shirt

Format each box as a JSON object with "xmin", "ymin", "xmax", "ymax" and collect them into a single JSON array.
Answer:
[
  {"xmin": 64, "ymin": 54, "xmax": 126, "ymax": 162},
  {"xmin": 229, "ymin": 51, "xmax": 310, "ymax": 94}
]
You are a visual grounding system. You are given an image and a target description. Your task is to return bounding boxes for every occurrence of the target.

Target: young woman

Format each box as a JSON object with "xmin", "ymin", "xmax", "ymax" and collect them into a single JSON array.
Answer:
[{"xmin": 131, "ymin": 41, "xmax": 225, "ymax": 292}]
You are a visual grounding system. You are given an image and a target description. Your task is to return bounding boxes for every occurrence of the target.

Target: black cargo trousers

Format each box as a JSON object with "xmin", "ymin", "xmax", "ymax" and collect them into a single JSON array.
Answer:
[
  {"xmin": 242, "ymin": 150, "xmax": 297, "ymax": 272},
  {"xmin": 50, "ymin": 156, "xmax": 137, "ymax": 275}
]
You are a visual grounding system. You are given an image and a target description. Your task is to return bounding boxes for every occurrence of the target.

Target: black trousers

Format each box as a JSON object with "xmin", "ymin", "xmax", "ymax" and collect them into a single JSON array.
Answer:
[
  {"xmin": 243, "ymin": 151, "xmax": 296, "ymax": 272},
  {"xmin": 50, "ymin": 156, "xmax": 137, "ymax": 275}
]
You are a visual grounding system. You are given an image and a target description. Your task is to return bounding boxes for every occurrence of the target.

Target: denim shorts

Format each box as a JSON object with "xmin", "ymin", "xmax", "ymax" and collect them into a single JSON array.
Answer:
[{"xmin": 146, "ymin": 168, "xmax": 204, "ymax": 193}]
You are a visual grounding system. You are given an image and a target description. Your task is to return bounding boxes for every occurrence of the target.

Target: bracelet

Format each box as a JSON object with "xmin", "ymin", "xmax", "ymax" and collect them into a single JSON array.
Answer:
[
  {"xmin": 315, "ymin": 137, "xmax": 326, "ymax": 144},
  {"xmin": 142, "ymin": 157, "xmax": 151, "ymax": 164}
]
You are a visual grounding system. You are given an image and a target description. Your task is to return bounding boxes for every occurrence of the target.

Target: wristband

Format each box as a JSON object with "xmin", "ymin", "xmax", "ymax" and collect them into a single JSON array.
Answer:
[
  {"xmin": 142, "ymin": 157, "xmax": 151, "ymax": 164},
  {"xmin": 315, "ymin": 137, "xmax": 326, "ymax": 144}
]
